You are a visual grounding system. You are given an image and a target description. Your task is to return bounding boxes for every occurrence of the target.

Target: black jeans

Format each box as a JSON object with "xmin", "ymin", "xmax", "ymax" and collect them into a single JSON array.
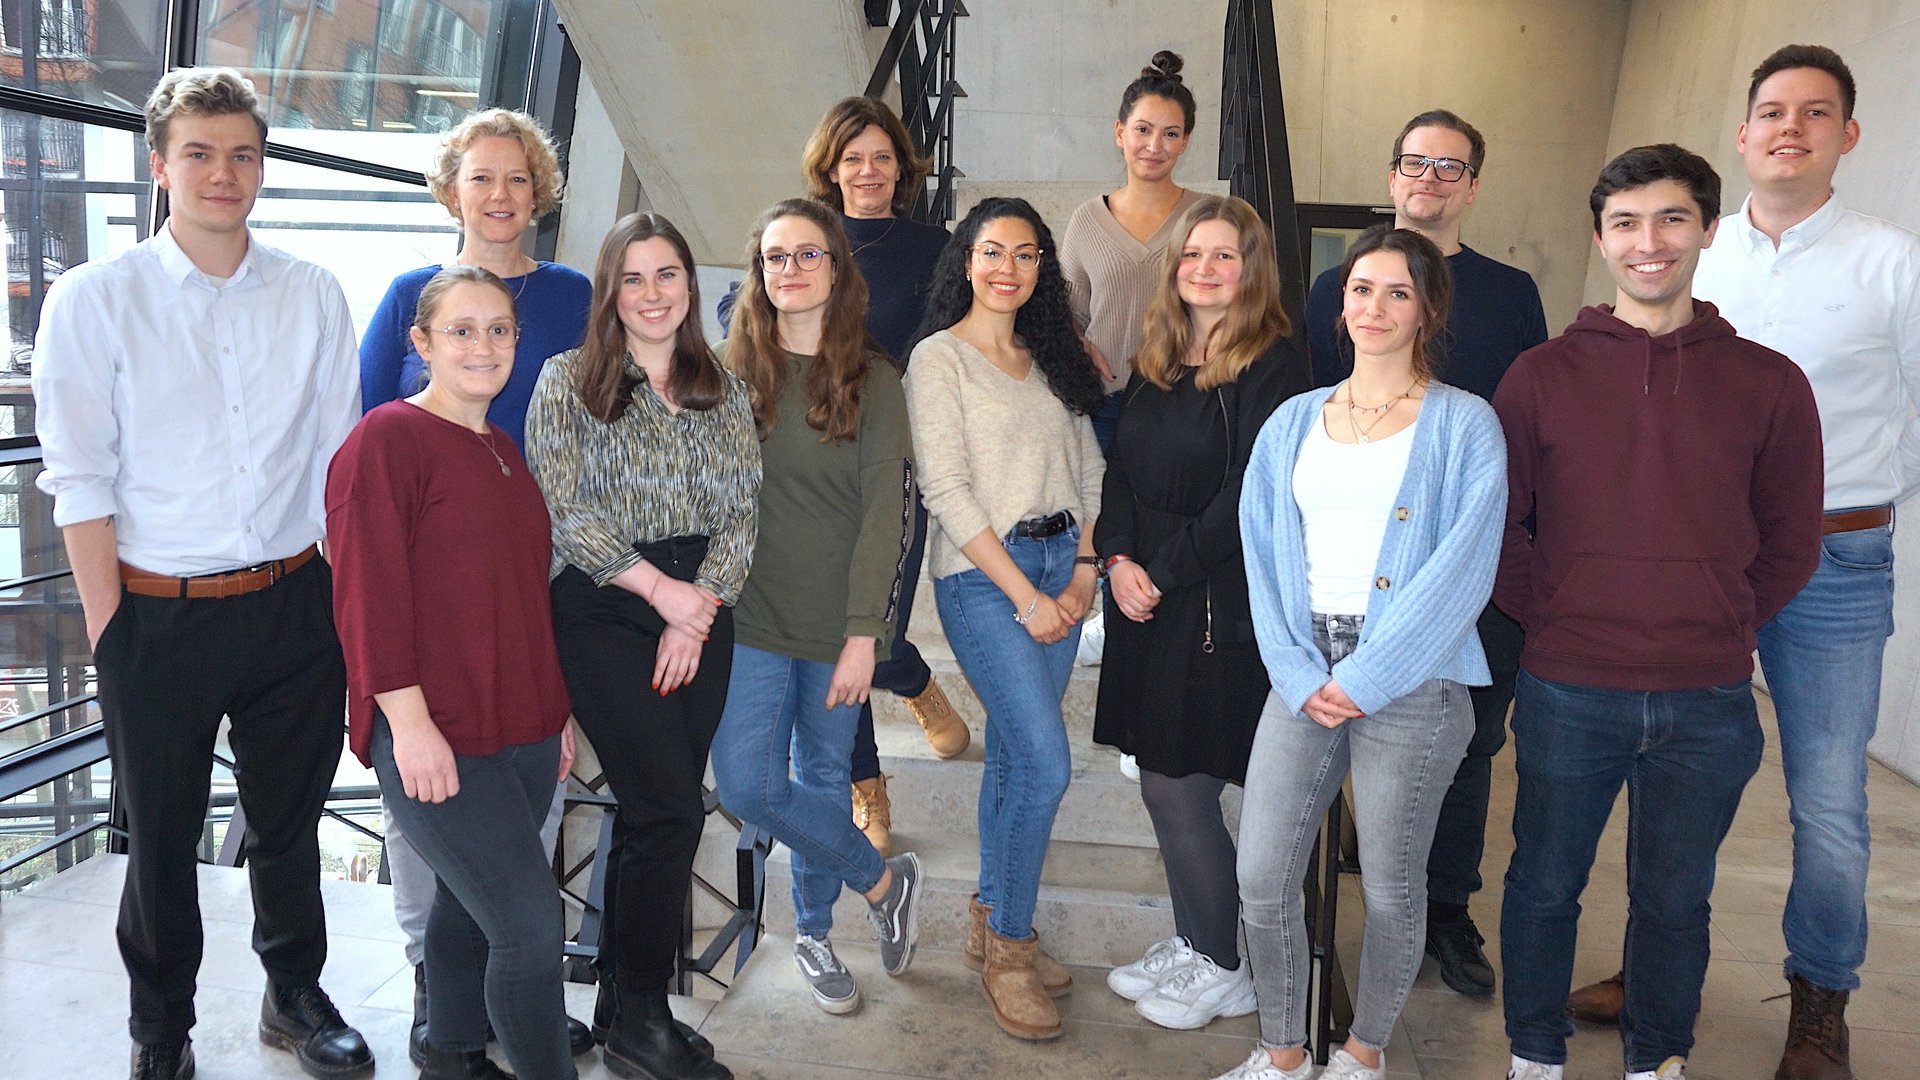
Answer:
[
  {"xmin": 1425, "ymin": 602, "xmax": 1524, "ymax": 907},
  {"xmin": 95, "ymin": 558, "xmax": 345, "ymax": 1044},
  {"xmin": 371, "ymin": 719, "xmax": 573, "ymax": 1079},
  {"xmin": 851, "ymin": 495, "xmax": 933, "ymax": 781},
  {"xmin": 550, "ymin": 540, "xmax": 732, "ymax": 990}
]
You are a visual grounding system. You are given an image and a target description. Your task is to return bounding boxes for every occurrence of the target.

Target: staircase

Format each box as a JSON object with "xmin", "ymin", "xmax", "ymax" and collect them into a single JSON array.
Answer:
[{"xmin": 686, "ymin": 574, "xmax": 1423, "ymax": 1078}]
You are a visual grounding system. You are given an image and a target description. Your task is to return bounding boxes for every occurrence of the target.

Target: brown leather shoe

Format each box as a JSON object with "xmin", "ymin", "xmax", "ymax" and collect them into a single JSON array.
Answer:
[
  {"xmin": 1566, "ymin": 971, "xmax": 1624, "ymax": 1025},
  {"xmin": 963, "ymin": 894, "xmax": 1072, "ymax": 996},
  {"xmin": 983, "ymin": 925, "xmax": 1062, "ymax": 1040},
  {"xmin": 1775, "ymin": 974, "xmax": 1853, "ymax": 1079},
  {"xmin": 904, "ymin": 678, "xmax": 969, "ymax": 758},
  {"xmin": 851, "ymin": 775, "xmax": 892, "ymax": 856}
]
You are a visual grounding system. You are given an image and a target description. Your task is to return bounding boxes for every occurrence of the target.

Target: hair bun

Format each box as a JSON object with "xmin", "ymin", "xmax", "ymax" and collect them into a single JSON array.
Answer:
[{"xmin": 1143, "ymin": 50, "xmax": 1184, "ymax": 82}]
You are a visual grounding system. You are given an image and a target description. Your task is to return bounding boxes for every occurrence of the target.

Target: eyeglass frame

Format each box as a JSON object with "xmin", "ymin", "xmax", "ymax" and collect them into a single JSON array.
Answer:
[
  {"xmin": 1390, "ymin": 154, "xmax": 1477, "ymax": 182},
  {"xmin": 968, "ymin": 243, "xmax": 1046, "ymax": 274},
  {"xmin": 428, "ymin": 323, "xmax": 520, "ymax": 349},
  {"xmin": 756, "ymin": 247, "xmax": 834, "ymax": 274}
]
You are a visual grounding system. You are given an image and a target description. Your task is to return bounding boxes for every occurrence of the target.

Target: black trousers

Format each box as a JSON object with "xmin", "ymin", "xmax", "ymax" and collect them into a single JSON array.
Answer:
[
  {"xmin": 550, "ymin": 546, "xmax": 732, "ymax": 991},
  {"xmin": 95, "ymin": 558, "xmax": 346, "ymax": 1044},
  {"xmin": 1425, "ymin": 601, "xmax": 1525, "ymax": 907}
]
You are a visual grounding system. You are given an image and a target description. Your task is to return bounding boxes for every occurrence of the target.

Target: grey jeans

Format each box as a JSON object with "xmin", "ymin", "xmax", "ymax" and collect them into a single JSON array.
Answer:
[
  {"xmin": 1237, "ymin": 613, "xmax": 1472, "ymax": 1052},
  {"xmin": 388, "ymin": 784, "xmax": 567, "ymax": 964}
]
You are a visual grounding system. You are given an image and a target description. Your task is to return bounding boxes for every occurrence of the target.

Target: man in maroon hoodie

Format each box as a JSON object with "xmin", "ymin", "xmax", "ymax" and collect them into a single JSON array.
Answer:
[{"xmin": 1493, "ymin": 144, "xmax": 1824, "ymax": 1080}]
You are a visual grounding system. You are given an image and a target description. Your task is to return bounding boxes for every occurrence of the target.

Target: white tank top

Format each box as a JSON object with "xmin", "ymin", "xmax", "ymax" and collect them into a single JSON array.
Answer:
[{"xmin": 1291, "ymin": 415, "xmax": 1417, "ymax": 615}]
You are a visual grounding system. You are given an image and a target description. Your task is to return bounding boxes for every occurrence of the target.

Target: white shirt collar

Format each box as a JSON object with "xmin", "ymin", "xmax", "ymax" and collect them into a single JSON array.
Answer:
[
  {"xmin": 152, "ymin": 220, "xmax": 266, "ymax": 289},
  {"xmin": 1727, "ymin": 190, "xmax": 1847, "ymax": 254}
]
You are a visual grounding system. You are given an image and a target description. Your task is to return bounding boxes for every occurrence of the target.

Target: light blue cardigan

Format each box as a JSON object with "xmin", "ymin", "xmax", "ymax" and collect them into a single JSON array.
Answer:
[{"xmin": 1239, "ymin": 383, "xmax": 1508, "ymax": 718}]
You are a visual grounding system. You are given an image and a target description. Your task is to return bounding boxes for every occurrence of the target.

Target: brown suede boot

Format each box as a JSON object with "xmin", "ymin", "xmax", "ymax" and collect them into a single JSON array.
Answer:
[
  {"xmin": 1566, "ymin": 970, "xmax": 1624, "ymax": 1025},
  {"xmin": 851, "ymin": 775, "xmax": 892, "ymax": 857},
  {"xmin": 963, "ymin": 894, "xmax": 1072, "ymax": 996},
  {"xmin": 983, "ymin": 925, "xmax": 1062, "ymax": 1040},
  {"xmin": 903, "ymin": 678, "xmax": 969, "ymax": 758},
  {"xmin": 1775, "ymin": 974, "xmax": 1853, "ymax": 1079}
]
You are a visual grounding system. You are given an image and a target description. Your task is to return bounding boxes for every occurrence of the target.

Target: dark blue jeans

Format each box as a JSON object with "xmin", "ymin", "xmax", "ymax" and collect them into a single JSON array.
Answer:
[{"xmin": 1500, "ymin": 671, "xmax": 1762, "ymax": 1071}]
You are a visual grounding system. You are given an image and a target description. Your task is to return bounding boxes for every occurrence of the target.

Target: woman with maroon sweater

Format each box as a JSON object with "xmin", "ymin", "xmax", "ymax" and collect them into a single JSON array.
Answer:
[{"xmin": 327, "ymin": 265, "xmax": 578, "ymax": 1080}]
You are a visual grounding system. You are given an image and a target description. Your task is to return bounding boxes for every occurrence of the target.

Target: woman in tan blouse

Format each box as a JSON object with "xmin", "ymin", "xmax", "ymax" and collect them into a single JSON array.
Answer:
[{"xmin": 523, "ymin": 212, "xmax": 756, "ymax": 1080}]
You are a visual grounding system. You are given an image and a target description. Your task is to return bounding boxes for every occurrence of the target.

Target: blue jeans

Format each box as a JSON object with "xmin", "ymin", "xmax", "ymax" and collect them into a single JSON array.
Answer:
[
  {"xmin": 370, "ymin": 718, "xmax": 574, "ymax": 1080},
  {"xmin": 934, "ymin": 527, "xmax": 1082, "ymax": 939},
  {"xmin": 1501, "ymin": 672, "xmax": 1763, "ymax": 1070},
  {"xmin": 711, "ymin": 644, "xmax": 887, "ymax": 939},
  {"xmin": 1756, "ymin": 522, "xmax": 1892, "ymax": 992},
  {"xmin": 1238, "ymin": 614, "xmax": 1471, "ymax": 1052}
]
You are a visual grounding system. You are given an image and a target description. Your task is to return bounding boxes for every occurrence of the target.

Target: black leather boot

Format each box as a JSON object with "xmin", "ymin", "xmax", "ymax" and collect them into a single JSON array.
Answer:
[
  {"xmin": 593, "ymin": 969, "xmax": 715, "ymax": 1060},
  {"xmin": 258, "ymin": 981, "xmax": 375, "ymax": 1077},
  {"xmin": 603, "ymin": 989, "xmax": 730, "ymax": 1080},
  {"xmin": 419, "ymin": 1044, "xmax": 511, "ymax": 1080},
  {"xmin": 130, "ymin": 1037, "xmax": 194, "ymax": 1080},
  {"xmin": 409, "ymin": 963, "xmax": 431, "ymax": 1065}
]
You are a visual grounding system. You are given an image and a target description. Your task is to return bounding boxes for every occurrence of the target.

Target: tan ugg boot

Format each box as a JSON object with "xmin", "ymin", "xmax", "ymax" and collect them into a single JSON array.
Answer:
[
  {"xmin": 851, "ymin": 775, "xmax": 891, "ymax": 857},
  {"xmin": 982, "ymin": 926, "xmax": 1063, "ymax": 1040},
  {"xmin": 965, "ymin": 895, "xmax": 1071, "ymax": 996},
  {"xmin": 903, "ymin": 678, "xmax": 969, "ymax": 758}
]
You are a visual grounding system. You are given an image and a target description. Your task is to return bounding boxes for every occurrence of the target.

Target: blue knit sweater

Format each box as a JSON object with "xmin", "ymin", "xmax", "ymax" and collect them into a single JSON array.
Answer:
[{"xmin": 1240, "ymin": 382, "xmax": 1508, "ymax": 717}]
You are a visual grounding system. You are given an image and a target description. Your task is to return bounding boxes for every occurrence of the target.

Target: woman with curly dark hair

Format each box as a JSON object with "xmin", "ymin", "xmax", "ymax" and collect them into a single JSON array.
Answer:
[
  {"xmin": 710, "ymin": 198, "xmax": 926, "ymax": 1019},
  {"xmin": 903, "ymin": 196, "xmax": 1104, "ymax": 1041}
]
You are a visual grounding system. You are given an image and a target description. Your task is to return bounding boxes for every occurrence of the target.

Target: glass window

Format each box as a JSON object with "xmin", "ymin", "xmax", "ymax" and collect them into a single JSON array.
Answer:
[{"xmin": 1, "ymin": 0, "xmax": 170, "ymax": 109}]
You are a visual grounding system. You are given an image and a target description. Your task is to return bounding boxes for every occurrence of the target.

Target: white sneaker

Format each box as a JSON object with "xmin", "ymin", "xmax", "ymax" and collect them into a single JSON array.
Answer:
[
  {"xmin": 1625, "ymin": 1057, "xmax": 1686, "ymax": 1080},
  {"xmin": 1105, "ymin": 935, "xmax": 1194, "ymax": 1000},
  {"xmin": 1133, "ymin": 953, "xmax": 1257, "ymax": 1030},
  {"xmin": 1509, "ymin": 1058, "xmax": 1564, "ymax": 1080},
  {"xmin": 1320, "ymin": 1047, "xmax": 1385, "ymax": 1079},
  {"xmin": 1119, "ymin": 752, "xmax": 1140, "ymax": 781},
  {"xmin": 1211, "ymin": 1046, "xmax": 1313, "ymax": 1080}
]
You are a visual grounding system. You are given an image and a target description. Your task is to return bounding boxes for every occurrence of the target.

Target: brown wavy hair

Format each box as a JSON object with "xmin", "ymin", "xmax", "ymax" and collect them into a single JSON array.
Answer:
[
  {"xmin": 801, "ymin": 96, "xmax": 930, "ymax": 219},
  {"xmin": 728, "ymin": 199, "xmax": 880, "ymax": 442},
  {"xmin": 1134, "ymin": 196, "xmax": 1291, "ymax": 391},
  {"xmin": 575, "ymin": 212, "xmax": 726, "ymax": 421}
]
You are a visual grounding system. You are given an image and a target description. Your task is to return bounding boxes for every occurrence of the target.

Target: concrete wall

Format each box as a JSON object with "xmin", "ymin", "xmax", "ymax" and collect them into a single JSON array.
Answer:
[{"xmin": 1594, "ymin": 2, "xmax": 1920, "ymax": 782}]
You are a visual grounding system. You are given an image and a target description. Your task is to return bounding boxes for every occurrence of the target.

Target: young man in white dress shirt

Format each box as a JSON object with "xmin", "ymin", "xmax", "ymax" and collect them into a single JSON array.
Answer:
[
  {"xmin": 31, "ymin": 68, "xmax": 371, "ymax": 1080},
  {"xmin": 1562, "ymin": 44, "xmax": 1920, "ymax": 1080}
]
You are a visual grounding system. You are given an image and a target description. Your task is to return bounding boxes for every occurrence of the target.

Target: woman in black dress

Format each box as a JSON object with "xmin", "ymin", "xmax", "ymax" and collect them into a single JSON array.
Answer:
[{"xmin": 1093, "ymin": 195, "xmax": 1309, "ymax": 1030}]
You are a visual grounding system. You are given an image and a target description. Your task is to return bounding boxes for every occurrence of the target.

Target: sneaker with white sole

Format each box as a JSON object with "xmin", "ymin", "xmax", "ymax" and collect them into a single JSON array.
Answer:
[
  {"xmin": 793, "ymin": 934, "xmax": 859, "ymax": 1014},
  {"xmin": 1119, "ymin": 752, "xmax": 1140, "ymax": 781},
  {"xmin": 866, "ymin": 851, "xmax": 921, "ymax": 975},
  {"xmin": 1211, "ymin": 1046, "xmax": 1313, "ymax": 1080},
  {"xmin": 1508, "ymin": 1057, "xmax": 1564, "ymax": 1080},
  {"xmin": 1319, "ymin": 1046, "xmax": 1386, "ymax": 1079},
  {"xmin": 1106, "ymin": 935, "xmax": 1194, "ymax": 1001},
  {"xmin": 1625, "ymin": 1057, "xmax": 1686, "ymax": 1080},
  {"xmin": 1133, "ymin": 953, "xmax": 1257, "ymax": 1030}
]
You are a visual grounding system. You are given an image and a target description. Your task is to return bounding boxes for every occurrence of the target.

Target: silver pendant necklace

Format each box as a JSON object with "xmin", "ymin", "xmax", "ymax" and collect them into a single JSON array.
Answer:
[{"xmin": 475, "ymin": 427, "xmax": 510, "ymax": 476}]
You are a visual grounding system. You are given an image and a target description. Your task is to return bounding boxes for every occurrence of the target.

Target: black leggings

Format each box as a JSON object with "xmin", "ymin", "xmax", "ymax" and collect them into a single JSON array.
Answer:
[{"xmin": 1140, "ymin": 768, "xmax": 1241, "ymax": 967}]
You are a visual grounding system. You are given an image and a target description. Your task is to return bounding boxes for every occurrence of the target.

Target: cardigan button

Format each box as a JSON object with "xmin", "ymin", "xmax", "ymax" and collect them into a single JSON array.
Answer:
[
  {"xmin": 1395, "ymin": 507, "xmax": 1409, "ymax": 521},
  {"xmin": 1374, "ymin": 575, "xmax": 1390, "ymax": 590}
]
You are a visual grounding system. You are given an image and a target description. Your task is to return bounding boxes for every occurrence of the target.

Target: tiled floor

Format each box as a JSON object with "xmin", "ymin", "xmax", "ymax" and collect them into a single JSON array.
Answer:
[{"xmin": 2, "ymin": 689, "xmax": 1916, "ymax": 1078}]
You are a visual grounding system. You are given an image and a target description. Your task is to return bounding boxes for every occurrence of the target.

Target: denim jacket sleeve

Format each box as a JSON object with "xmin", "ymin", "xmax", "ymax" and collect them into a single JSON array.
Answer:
[{"xmin": 1332, "ymin": 393, "xmax": 1508, "ymax": 716}]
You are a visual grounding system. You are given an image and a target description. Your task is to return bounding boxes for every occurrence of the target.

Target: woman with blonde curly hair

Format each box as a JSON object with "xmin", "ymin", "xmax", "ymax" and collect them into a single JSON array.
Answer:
[{"xmin": 356, "ymin": 107, "xmax": 595, "ymax": 1066}]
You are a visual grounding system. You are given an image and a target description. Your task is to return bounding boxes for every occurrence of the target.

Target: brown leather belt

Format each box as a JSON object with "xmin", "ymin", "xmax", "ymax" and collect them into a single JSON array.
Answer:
[
  {"xmin": 1823, "ymin": 506, "xmax": 1892, "ymax": 535},
  {"xmin": 120, "ymin": 545, "xmax": 318, "ymax": 599}
]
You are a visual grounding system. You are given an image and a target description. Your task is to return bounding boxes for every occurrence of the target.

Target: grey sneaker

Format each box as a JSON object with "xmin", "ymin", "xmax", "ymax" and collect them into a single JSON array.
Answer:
[
  {"xmin": 793, "ymin": 934, "xmax": 859, "ymax": 1014},
  {"xmin": 866, "ymin": 851, "xmax": 922, "ymax": 975}
]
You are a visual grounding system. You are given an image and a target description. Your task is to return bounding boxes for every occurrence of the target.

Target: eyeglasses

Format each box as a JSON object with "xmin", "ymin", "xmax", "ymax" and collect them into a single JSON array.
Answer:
[
  {"xmin": 758, "ymin": 247, "xmax": 832, "ymax": 274},
  {"xmin": 1392, "ymin": 154, "xmax": 1476, "ymax": 182},
  {"xmin": 971, "ymin": 244, "xmax": 1044, "ymax": 273},
  {"xmin": 430, "ymin": 323, "xmax": 519, "ymax": 348}
]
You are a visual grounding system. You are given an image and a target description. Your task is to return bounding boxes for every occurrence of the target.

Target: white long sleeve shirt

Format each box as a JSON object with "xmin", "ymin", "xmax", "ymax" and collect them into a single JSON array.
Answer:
[
  {"xmin": 1695, "ymin": 192, "xmax": 1920, "ymax": 511},
  {"xmin": 31, "ymin": 223, "xmax": 361, "ymax": 575}
]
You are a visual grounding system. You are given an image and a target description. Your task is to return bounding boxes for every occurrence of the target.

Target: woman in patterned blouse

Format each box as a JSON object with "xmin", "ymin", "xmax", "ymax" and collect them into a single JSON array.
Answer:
[{"xmin": 523, "ymin": 212, "xmax": 757, "ymax": 1080}]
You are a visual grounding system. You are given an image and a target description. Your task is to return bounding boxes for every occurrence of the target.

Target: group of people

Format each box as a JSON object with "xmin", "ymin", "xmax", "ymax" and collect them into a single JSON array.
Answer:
[{"xmin": 24, "ymin": 37, "xmax": 1912, "ymax": 1080}]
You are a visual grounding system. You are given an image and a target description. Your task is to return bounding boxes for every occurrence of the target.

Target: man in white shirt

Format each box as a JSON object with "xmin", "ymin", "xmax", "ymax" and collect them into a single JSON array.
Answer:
[
  {"xmin": 31, "ymin": 69, "xmax": 369, "ymax": 1080},
  {"xmin": 1563, "ymin": 44, "xmax": 1920, "ymax": 1080}
]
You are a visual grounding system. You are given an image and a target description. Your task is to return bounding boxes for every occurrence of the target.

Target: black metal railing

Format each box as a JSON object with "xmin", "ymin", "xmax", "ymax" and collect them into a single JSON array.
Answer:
[
  {"xmin": 1220, "ymin": 0, "xmax": 1354, "ymax": 1064},
  {"xmin": 865, "ymin": 0, "xmax": 967, "ymax": 225},
  {"xmin": 1220, "ymin": 0, "xmax": 1307, "ymax": 334}
]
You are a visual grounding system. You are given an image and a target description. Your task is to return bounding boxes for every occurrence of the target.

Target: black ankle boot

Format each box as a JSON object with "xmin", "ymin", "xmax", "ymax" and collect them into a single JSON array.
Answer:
[
  {"xmin": 409, "ymin": 963, "xmax": 431, "ymax": 1065},
  {"xmin": 130, "ymin": 1036, "xmax": 194, "ymax": 1080},
  {"xmin": 603, "ymin": 990, "xmax": 730, "ymax": 1080},
  {"xmin": 594, "ymin": 969, "xmax": 714, "ymax": 1060},
  {"xmin": 258, "ymin": 981, "xmax": 374, "ymax": 1077},
  {"xmin": 419, "ymin": 1044, "xmax": 510, "ymax": 1080}
]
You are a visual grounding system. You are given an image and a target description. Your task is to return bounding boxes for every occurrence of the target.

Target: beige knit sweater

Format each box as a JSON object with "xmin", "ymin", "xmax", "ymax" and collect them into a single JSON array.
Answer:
[
  {"xmin": 1058, "ymin": 188, "xmax": 1204, "ymax": 393},
  {"xmin": 903, "ymin": 331, "xmax": 1104, "ymax": 580}
]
